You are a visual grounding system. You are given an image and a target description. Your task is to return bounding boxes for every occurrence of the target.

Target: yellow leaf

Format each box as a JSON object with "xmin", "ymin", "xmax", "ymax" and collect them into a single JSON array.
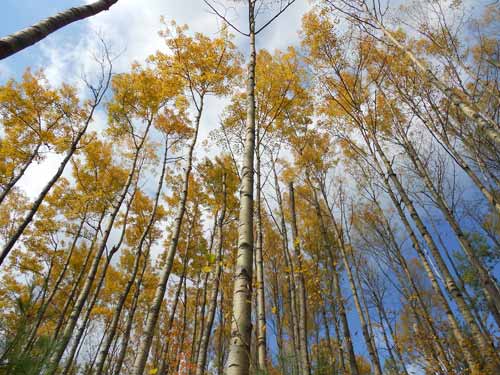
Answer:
[
  {"xmin": 201, "ymin": 265, "xmax": 212, "ymax": 273},
  {"xmin": 150, "ymin": 369, "xmax": 158, "ymax": 375}
]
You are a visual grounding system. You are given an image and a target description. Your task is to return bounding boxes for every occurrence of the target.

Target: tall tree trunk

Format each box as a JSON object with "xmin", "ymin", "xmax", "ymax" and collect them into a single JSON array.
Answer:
[
  {"xmin": 51, "ymin": 210, "xmax": 106, "ymax": 344},
  {"xmin": 112, "ymin": 239, "xmax": 153, "ymax": 375},
  {"xmin": 94, "ymin": 137, "xmax": 169, "ymax": 374},
  {"xmin": 0, "ymin": 0, "xmax": 119, "ymax": 59},
  {"xmin": 373, "ymin": 196, "xmax": 453, "ymax": 371},
  {"xmin": 0, "ymin": 72, "xmax": 110, "ymax": 267},
  {"xmin": 132, "ymin": 97, "xmax": 204, "ymax": 375},
  {"xmin": 288, "ymin": 182, "xmax": 312, "ymax": 375},
  {"xmin": 44, "ymin": 118, "xmax": 146, "ymax": 374},
  {"xmin": 23, "ymin": 211, "xmax": 87, "ymax": 353},
  {"xmin": 369, "ymin": 137, "xmax": 491, "ymax": 373},
  {"xmin": 61, "ymin": 184, "xmax": 136, "ymax": 375},
  {"xmin": 311, "ymin": 186, "xmax": 358, "ymax": 375},
  {"xmin": 156, "ymin": 216, "xmax": 194, "ymax": 375},
  {"xmin": 226, "ymin": 2, "xmax": 256, "ymax": 373},
  {"xmin": 255, "ymin": 139, "xmax": 267, "ymax": 372},
  {"xmin": 271, "ymin": 160, "xmax": 300, "ymax": 374},
  {"xmin": 195, "ymin": 175, "xmax": 228, "ymax": 375},
  {"xmin": 399, "ymin": 131, "xmax": 500, "ymax": 319},
  {"xmin": 333, "ymin": 232, "xmax": 382, "ymax": 375}
]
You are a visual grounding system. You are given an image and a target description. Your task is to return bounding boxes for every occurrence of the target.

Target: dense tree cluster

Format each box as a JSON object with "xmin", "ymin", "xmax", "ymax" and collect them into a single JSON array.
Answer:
[{"xmin": 0, "ymin": 1, "xmax": 499, "ymax": 375}]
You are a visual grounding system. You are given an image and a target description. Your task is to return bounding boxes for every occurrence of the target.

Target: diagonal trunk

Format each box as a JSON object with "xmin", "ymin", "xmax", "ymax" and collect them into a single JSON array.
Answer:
[
  {"xmin": 399, "ymin": 131, "xmax": 500, "ymax": 321},
  {"xmin": 112, "ymin": 238, "xmax": 153, "ymax": 375},
  {"xmin": 0, "ymin": 73, "xmax": 110, "ymax": 267},
  {"xmin": 132, "ymin": 96, "xmax": 204, "ymax": 375},
  {"xmin": 94, "ymin": 137, "xmax": 170, "ymax": 374},
  {"xmin": 369, "ymin": 135, "xmax": 492, "ymax": 373},
  {"xmin": 0, "ymin": 0, "xmax": 119, "ymax": 59},
  {"xmin": 61, "ymin": 183, "xmax": 136, "ymax": 374}
]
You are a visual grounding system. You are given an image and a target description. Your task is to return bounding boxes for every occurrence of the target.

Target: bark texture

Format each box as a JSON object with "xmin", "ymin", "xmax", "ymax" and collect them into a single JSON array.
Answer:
[{"xmin": 0, "ymin": 0, "xmax": 119, "ymax": 59}]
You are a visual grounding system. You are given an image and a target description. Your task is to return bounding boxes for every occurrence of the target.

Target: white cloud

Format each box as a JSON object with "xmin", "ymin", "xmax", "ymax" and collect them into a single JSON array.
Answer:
[{"xmin": 4, "ymin": 1, "xmax": 314, "ymax": 253}]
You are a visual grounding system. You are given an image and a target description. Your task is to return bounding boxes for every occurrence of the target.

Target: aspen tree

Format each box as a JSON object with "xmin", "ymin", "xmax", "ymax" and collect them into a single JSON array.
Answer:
[
  {"xmin": 0, "ymin": 49, "xmax": 113, "ymax": 267},
  {"xmin": 131, "ymin": 25, "xmax": 240, "ymax": 375}
]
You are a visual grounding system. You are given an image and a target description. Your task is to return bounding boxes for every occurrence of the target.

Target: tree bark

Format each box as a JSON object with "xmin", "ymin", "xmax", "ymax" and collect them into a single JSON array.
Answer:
[
  {"xmin": 226, "ymin": 3, "xmax": 256, "ymax": 374},
  {"xmin": 94, "ymin": 137, "xmax": 169, "ymax": 374},
  {"xmin": 0, "ymin": 70, "xmax": 111, "ymax": 267},
  {"xmin": 254, "ymin": 134, "xmax": 267, "ymax": 372},
  {"xmin": 132, "ymin": 96, "xmax": 204, "ymax": 375},
  {"xmin": 288, "ymin": 182, "xmax": 312, "ymax": 375},
  {"xmin": 0, "ymin": 0, "xmax": 119, "ymax": 59},
  {"xmin": 44, "ymin": 117, "xmax": 147, "ymax": 374},
  {"xmin": 195, "ymin": 175, "xmax": 228, "ymax": 375},
  {"xmin": 370, "ymin": 138, "xmax": 490, "ymax": 373}
]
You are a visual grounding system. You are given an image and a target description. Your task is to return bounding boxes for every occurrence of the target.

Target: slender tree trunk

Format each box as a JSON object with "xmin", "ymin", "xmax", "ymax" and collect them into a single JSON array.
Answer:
[
  {"xmin": 272, "ymin": 161, "xmax": 300, "ymax": 374},
  {"xmin": 196, "ymin": 175, "xmax": 228, "ymax": 375},
  {"xmin": 335, "ymin": 236, "xmax": 382, "ymax": 375},
  {"xmin": 192, "ymin": 273, "xmax": 209, "ymax": 371},
  {"xmin": 311, "ymin": 186, "xmax": 358, "ymax": 375},
  {"xmin": 132, "ymin": 97, "xmax": 204, "ymax": 375},
  {"xmin": 112, "ymin": 240, "xmax": 152, "ymax": 375},
  {"xmin": 226, "ymin": 3, "xmax": 256, "ymax": 373},
  {"xmin": 288, "ymin": 182, "xmax": 312, "ymax": 375},
  {"xmin": 61, "ymin": 186, "xmax": 135, "ymax": 375},
  {"xmin": 45, "ymin": 121, "xmax": 145, "ymax": 374},
  {"xmin": 0, "ymin": 0, "xmax": 119, "ymax": 59},
  {"xmin": 51, "ymin": 211, "xmax": 106, "ymax": 343},
  {"xmin": 94, "ymin": 137, "xmax": 169, "ymax": 374},
  {"xmin": 377, "ymin": 299, "xmax": 410, "ymax": 375},
  {"xmin": 375, "ymin": 200, "xmax": 452, "ymax": 372},
  {"xmin": 0, "ymin": 74, "xmax": 110, "ymax": 267},
  {"xmin": 400, "ymin": 131, "xmax": 500, "ymax": 319},
  {"xmin": 329, "ymin": 297, "xmax": 345, "ymax": 374},
  {"xmin": 270, "ymin": 261, "xmax": 286, "ymax": 374},
  {"xmin": 23, "ymin": 211, "xmax": 87, "ymax": 353},
  {"xmin": 156, "ymin": 216, "xmax": 194, "ymax": 375},
  {"xmin": 320, "ymin": 300, "xmax": 336, "ymax": 370},
  {"xmin": 0, "ymin": 142, "xmax": 41, "ymax": 206},
  {"xmin": 369, "ymin": 139, "xmax": 489, "ymax": 373},
  {"xmin": 255, "ymin": 140, "xmax": 267, "ymax": 372}
]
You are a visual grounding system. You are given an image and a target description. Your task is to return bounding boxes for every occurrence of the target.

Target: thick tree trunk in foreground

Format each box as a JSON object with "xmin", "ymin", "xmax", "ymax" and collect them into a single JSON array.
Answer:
[
  {"xmin": 226, "ymin": 4, "xmax": 256, "ymax": 374},
  {"xmin": 0, "ymin": 0, "xmax": 119, "ymax": 59}
]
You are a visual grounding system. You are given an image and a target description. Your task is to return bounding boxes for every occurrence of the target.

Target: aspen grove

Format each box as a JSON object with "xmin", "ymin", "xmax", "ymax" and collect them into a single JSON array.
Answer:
[{"xmin": 0, "ymin": 1, "xmax": 499, "ymax": 374}]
